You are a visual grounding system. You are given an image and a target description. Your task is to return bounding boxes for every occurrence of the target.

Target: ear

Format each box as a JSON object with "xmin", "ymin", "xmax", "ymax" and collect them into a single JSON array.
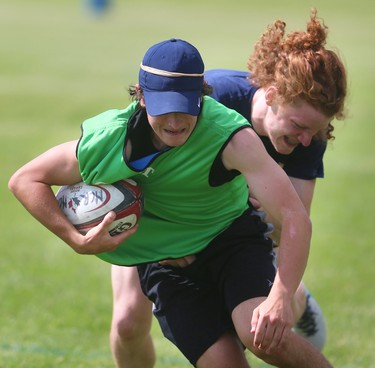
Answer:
[
  {"xmin": 264, "ymin": 86, "xmax": 278, "ymax": 106},
  {"xmin": 135, "ymin": 84, "xmax": 146, "ymax": 108}
]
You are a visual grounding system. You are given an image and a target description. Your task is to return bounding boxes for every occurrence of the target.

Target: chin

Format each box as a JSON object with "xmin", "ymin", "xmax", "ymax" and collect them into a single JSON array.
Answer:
[
  {"xmin": 276, "ymin": 145, "xmax": 295, "ymax": 155},
  {"xmin": 166, "ymin": 138, "xmax": 188, "ymax": 147},
  {"xmin": 277, "ymin": 138, "xmax": 299, "ymax": 154}
]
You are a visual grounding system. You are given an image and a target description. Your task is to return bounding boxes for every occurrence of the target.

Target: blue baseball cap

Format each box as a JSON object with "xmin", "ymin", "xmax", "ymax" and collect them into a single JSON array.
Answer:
[{"xmin": 139, "ymin": 39, "xmax": 204, "ymax": 116}]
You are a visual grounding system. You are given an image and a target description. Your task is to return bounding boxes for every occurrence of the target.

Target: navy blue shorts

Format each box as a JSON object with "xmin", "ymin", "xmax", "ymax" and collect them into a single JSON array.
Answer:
[{"xmin": 137, "ymin": 209, "xmax": 276, "ymax": 366}]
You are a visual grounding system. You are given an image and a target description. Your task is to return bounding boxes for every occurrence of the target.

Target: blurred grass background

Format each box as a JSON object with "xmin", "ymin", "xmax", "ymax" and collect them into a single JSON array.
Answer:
[{"xmin": 1, "ymin": 0, "xmax": 374, "ymax": 367}]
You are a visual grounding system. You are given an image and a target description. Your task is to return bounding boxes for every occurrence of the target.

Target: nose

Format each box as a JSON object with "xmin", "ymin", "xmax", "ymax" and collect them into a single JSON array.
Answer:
[
  {"xmin": 298, "ymin": 131, "xmax": 313, "ymax": 147},
  {"xmin": 166, "ymin": 113, "xmax": 184, "ymax": 129}
]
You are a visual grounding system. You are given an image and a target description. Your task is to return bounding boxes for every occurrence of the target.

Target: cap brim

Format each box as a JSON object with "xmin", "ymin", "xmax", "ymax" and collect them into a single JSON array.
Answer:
[{"xmin": 143, "ymin": 90, "xmax": 201, "ymax": 116}]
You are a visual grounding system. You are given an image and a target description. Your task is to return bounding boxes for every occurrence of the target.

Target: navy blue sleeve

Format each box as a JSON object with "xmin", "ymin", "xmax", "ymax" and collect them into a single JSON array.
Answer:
[{"xmin": 205, "ymin": 69, "xmax": 256, "ymax": 121}]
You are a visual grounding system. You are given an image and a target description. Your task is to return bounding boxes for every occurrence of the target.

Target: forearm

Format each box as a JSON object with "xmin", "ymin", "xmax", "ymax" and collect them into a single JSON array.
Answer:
[
  {"xmin": 270, "ymin": 213, "xmax": 312, "ymax": 300},
  {"xmin": 9, "ymin": 141, "xmax": 136, "ymax": 254},
  {"xmin": 10, "ymin": 177, "xmax": 137, "ymax": 255},
  {"xmin": 10, "ymin": 180, "xmax": 84, "ymax": 249}
]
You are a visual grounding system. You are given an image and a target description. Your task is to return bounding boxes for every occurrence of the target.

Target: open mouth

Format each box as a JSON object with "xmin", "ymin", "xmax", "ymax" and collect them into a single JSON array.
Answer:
[{"xmin": 284, "ymin": 136, "xmax": 299, "ymax": 147}]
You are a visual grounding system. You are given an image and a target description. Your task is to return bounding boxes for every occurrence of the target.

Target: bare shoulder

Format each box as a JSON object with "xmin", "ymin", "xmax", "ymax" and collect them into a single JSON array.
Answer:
[
  {"xmin": 228, "ymin": 127, "xmax": 260, "ymax": 147},
  {"xmin": 222, "ymin": 127, "xmax": 268, "ymax": 171}
]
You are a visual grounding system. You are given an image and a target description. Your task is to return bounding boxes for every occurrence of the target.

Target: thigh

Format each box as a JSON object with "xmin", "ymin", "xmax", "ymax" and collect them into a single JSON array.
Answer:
[
  {"xmin": 138, "ymin": 262, "xmax": 234, "ymax": 366},
  {"xmin": 231, "ymin": 296, "xmax": 266, "ymax": 349},
  {"xmin": 195, "ymin": 208, "xmax": 276, "ymax": 314},
  {"xmin": 196, "ymin": 332, "xmax": 250, "ymax": 368},
  {"xmin": 111, "ymin": 265, "xmax": 153, "ymax": 322},
  {"xmin": 217, "ymin": 240, "xmax": 276, "ymax": 313}
]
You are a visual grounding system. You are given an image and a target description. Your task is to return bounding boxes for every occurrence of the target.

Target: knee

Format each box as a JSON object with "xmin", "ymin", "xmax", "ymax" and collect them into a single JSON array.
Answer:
[
  {"xmin": 240, "ymin": 330, "xmax": 291, "ymax": 365},
  {"xmin": 246, "ymin": 341, "xmax": 289, "ymax": 366},
  {"xmin": 112, "ymin": 306, "xmax": 152, "ymax": 341}
]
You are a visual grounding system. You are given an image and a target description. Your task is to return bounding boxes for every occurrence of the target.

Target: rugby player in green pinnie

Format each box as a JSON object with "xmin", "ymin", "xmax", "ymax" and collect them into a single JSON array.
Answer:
[{"xmin": 10, "ymin": 37, "xmax": 341, "ymax": 367}]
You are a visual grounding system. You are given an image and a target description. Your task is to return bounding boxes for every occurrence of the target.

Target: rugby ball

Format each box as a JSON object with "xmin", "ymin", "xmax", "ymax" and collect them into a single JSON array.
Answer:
[{"xmin": 55, "ymin": 179, "xmax": 144, "ymax": 235}]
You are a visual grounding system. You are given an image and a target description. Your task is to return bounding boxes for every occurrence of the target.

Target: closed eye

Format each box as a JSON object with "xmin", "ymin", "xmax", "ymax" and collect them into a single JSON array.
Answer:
[{"xmin": 292, "ymin": 121, "xmax": 307, "ymax": 130}]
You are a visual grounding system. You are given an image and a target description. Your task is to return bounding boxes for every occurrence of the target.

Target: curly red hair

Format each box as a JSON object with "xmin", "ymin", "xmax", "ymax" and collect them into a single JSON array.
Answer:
[{"xmin": 247, "ymin": 9, "xmax": 347, "ymax": 140}]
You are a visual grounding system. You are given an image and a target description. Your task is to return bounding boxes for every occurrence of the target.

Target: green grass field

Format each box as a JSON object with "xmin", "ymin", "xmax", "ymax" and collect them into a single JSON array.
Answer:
[{"xmin": 1, "ymin": 0, "xmax": 374, "ymax": 367}]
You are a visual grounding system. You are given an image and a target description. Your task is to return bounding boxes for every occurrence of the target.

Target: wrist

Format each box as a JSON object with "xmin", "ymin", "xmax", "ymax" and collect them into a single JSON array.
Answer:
[
  {"xmin": 65, "ymin": 230, "xmax": 87, "ymax": 254},
  {"xmin": 269, "ymin": 277, "xmax": 295, "ymax": 302}
]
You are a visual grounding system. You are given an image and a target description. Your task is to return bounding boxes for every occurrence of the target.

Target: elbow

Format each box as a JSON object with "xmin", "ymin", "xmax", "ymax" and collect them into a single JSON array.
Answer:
[
  {"xmin": 304, "ymin": 213, "xmax": 312, "ymax": 240},
  {"xmin": 291, "ymin": 209, "xmax": 312, "ymax": 242},
  {"xmin": 8, "ymin": 170, "xmax": 24, "ymax": 198},
  {"xmin": 8, "ymin": 172, "xmax": 18, "ymax": 195}
]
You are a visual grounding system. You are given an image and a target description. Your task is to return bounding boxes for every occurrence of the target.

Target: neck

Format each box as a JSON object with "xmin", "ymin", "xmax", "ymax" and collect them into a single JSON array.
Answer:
[{"xmin": 251, "ymin": 88, "xmax": 268, "ymax": 136}]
